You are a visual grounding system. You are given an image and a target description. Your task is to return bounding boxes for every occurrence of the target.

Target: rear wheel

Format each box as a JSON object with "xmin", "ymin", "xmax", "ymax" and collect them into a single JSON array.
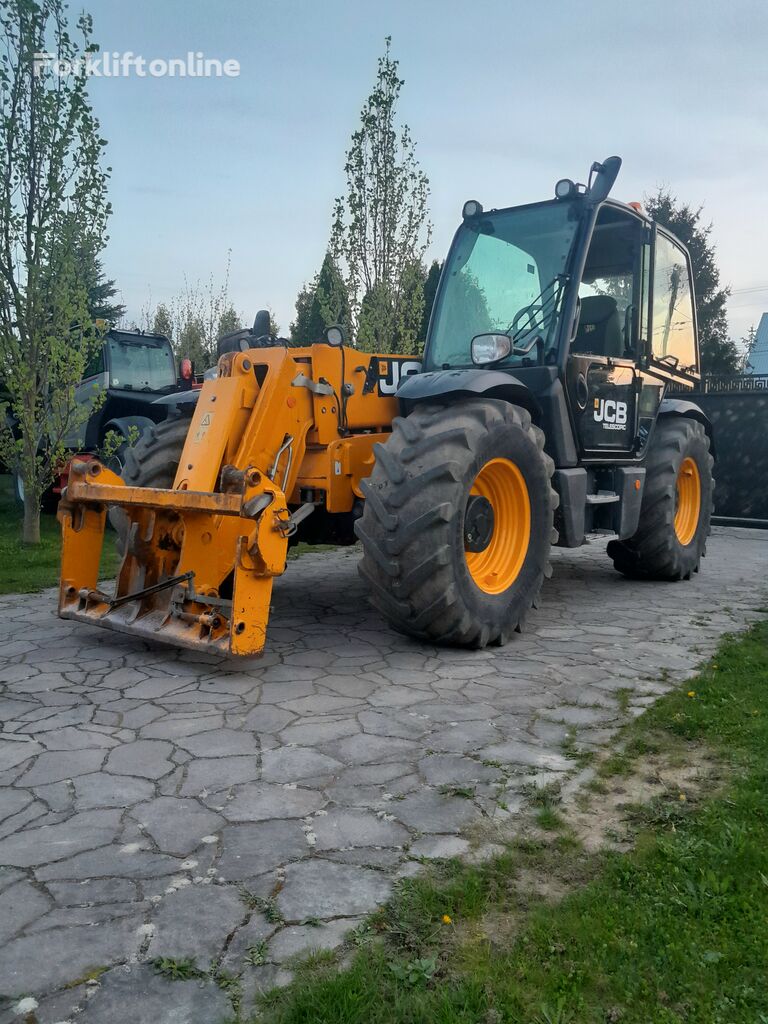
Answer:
[
  {"xmin": 355, "ymin": 399, "xmax": 557, "ymax": 647},
  {"xmin": 608, "ymin": 417, "xmax": 713, "ymax": 580}
]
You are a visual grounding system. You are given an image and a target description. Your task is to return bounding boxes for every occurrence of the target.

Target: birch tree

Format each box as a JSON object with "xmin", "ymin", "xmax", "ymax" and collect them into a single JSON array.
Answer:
[{"xmin": 0, "ymin": 0, "xmax": 111, "ymax": 542}]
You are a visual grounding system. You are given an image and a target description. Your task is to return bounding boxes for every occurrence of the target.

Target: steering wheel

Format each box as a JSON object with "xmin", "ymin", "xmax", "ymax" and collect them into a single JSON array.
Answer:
[{"xmin": 511, "ymin": 303, "xmax": 545, "ymax": 337}]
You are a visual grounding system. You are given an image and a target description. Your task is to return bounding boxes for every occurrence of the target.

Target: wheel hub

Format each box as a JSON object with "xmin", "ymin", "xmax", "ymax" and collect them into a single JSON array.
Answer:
[
  {"xmin": 464, "ymin": 457, "xmax": 531, "ymax": 594},
  {"xmin": 464, "ymin": 495, "xmax": 495, "ymax": 552}
]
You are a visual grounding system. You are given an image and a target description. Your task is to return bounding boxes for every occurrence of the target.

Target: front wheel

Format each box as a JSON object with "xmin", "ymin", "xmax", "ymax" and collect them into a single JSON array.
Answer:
[
  {"xmin": 355, "ymin": 399, "xmax": 558, "ymax": 648},
  {"xmin": 608, "ymin": 417, "xmax": 713, "ymax": 580}
]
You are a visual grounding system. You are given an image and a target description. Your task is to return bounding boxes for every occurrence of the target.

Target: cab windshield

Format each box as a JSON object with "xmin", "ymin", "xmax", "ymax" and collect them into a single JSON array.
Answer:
[
  {"xmin": 425, "ymin": 200, "xmax": 581, "ymax": 370},
  {"xmin": 107, "ymin": 336, "xmax": 176, "ymax": 390}
]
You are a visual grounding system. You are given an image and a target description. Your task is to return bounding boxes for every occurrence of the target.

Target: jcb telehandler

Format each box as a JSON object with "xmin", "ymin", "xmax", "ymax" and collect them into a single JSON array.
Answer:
[{"xmin": 58, "ymin": 156, "xmax": 714, "ymax": 657}]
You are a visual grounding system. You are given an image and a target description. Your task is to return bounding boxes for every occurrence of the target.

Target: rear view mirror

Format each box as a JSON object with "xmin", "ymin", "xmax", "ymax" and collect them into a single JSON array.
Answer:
[
  {"xmin": 587, "ymin": 156, "xmax": 622, "ymax": 205},
  {"xmin": 471, "ymin": 333, "xmax": 511, "ymax": 365}
]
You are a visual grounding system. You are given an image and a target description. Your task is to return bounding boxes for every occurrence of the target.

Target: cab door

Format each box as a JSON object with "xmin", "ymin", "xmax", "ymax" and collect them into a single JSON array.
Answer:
[{"xmin": 566, "ymin": 205, "xmax": 646, "ymax": 458}]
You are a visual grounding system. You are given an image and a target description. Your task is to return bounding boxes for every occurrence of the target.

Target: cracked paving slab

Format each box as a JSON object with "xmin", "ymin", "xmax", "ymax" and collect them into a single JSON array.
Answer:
[{"xmin": 0, "ymin": 527, "xmax": 765, "ymax": 1022}]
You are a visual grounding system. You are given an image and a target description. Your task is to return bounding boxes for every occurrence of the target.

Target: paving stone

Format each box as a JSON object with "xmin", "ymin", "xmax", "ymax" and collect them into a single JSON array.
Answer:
[
  {"xmin": 27, "ymin": 900, "xmax": 145, "ymax": 932},
  {"xmin": 390, "ymin": 790, "xmax": 479, "ymax": 833},
  {"xmin": 280, "ymin": 694, "xmax": 362, "ymax": 715},
  {"xmin": 150, "ymin": 883, "xmax": 245, "ymax": 961},
  {"xmin": 0, "ymin": 917, "xmax": 140, "ymax": 996},
  {"xmin": 0, "ymin": 801, "xmax": 48, "ymax": 840},
  {"xmin": 324, "ymin": 846, "xmax": 404, "ymax": 868},
  {"xmin": 326, "ymin": 733, "xmax": 419, "ymax": 764},
  {"xmin": 77, "ymin": 963, "xmax": 230, "ymax": 1024},
  {"xmin": 35, "ymin": 726, "xmax": 119, "ymax": 750},
  {"xmin": 418, "ymin": 753, "xmax": 502, "ymax": 786},
  {"xmin": 46, "ymin": 877, "xmax": 139, "ymax": 905},
  {"xmin": 427, "ymin": 720, "xmax": 501, "ymax": 753},
  {"xmin": 139, "ymin": 714, "xmax": 224, "ymax": 740},
  {"xmin": 542, "ymin": 704, "xmax": 617, "ymax": 726},
  {"xmin": 0, "ymin": 739, "xmax": 44, "ymax": 773},
  {"xmin": 0, "ymin": 809, "xmax": 121, "ymax": 866},
  {"xmin": 268, "ymin": 917, "xmax": 360, "ymax": 962},
  {"xmin": 23, "ymin": 981, "xmax": 86, "ymax": 1024},
  {"xmin": 278, "ymin": 860, "xmax": 391, "ymax": 920},
  {"xmin": 73, "ymin": 772, "xmax": 155, "ymax": 809},
  {"xmin": 358, "ymin": 710, "xmax": 431, "ymax": 739},
  {"xmin": 0, "ymin": 788, "xmax": 34, "ymax": 822},
  {"xmin": 177, "ymin": 727, "xmax": 259, "ymax": 757},
  {"xmin": 120, "ymin": 675, "xmax": 189, "ymax": 699},
  {"xmin": 104, "ymin": 740, "xmax": 174, "ymax": 779},
  {"xmin": 233, "ymin": 705, "xmax": 295, "ymax": 733},
  {"xmin": 0, "ymin": 528, "xmax": 763, "ymax": 1011},
  {"xmin": 179, "ymin": 755, "xmax": 260, "ymax": 796},
  {"xmin": 478, "ymin": 740, "xmax": 571, "ymax": 771},
  {"xmin": 132, "ymin": 797, "xmax": 225, "ymax": 855},
  {"xmin": 222, "ymin": 782, "xmax": 324, "ymax": 822},
  {"xmin": 312, "ymin": 809, "xmax": 409, "ymax": 851},
  {"xmin": 217, "ymin": 820, "xmax": 307, "ymax": 879},
  {"xmin": 218, "ymin": 911, "xmax": 277, "ymax": 973},
  {"xmin": 0, "ymin": 866, "xmax": 25, "ymax": 892},
  {"xmin": 280, "ymin": 718, "xmax": 360, "ymax": 745},
  {"xmin": 368, "ymin": 685, "xmax": 433, "ymax": 708},
  {"xmin": 0, "ymin": 878, "xmax": 51, "ymax": 943},
  {"xmin": 35, "ymin": 844, "xmax": 181, "ymax": 881},
  {"xmin": 409, "ymin": 835, "xmax": 471, "ymax": 859},
  {"xmin": 261, "ymin": 747, "xmax": 343, "ymax": 783}
]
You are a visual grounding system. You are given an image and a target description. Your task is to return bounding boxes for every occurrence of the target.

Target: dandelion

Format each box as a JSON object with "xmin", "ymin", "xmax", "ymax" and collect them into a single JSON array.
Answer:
[
  {"xmin": 678, "ymin": 793, "xmax": 686, "ymax": 802},
  {"xmin": 687, "ymin": 691, "xmax": 696, "ymax": 698},
  {"xmin": 442, "ymin": 914, "xmax": 453, "ymax": 925}
]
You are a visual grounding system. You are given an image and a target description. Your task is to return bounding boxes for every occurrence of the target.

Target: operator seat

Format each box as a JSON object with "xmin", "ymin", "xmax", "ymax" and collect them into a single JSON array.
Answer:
[{"xmin": 572, "ymin": 295, "xmax": 624, "ymax": 358}]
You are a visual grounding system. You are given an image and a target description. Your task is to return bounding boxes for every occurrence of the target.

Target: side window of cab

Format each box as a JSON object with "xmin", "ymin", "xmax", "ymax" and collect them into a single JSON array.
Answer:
[
  {"xmin": 651, "ymin": 234, "xmax": 696, "ymax": 372},
  {"xmin": 82, "ymin": 344, "xmax": 105, "ymax": 380}
]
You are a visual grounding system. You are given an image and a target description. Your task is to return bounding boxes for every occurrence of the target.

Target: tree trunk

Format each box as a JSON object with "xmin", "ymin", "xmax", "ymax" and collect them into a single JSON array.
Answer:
[{"xmin": 22, "ymin": 493, "xmax": 41, "ymax": 545}]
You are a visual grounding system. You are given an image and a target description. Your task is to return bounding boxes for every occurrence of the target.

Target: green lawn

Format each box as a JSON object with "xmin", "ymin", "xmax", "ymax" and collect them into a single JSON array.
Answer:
[
  {"xmin": 255, "ymin": 621, "xmax": 768, "ymax": 1024},
  {"xmin": 0, "ymin": 475, "xmax": 120, "ymax": 594}
]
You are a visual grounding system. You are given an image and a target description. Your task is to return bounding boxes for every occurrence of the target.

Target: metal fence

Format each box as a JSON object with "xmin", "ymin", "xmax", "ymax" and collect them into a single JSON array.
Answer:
[
  {"xmin": 672, "ymin": 375, "xmax": 768, "ymax": 526},
  {"xmin": 668, "ymin": 374, "xmax": 768, "ymax": 394}
]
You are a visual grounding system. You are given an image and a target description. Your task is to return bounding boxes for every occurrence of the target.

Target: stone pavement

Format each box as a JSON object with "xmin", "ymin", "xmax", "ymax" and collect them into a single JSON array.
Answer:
[{"xmin": 0, "ymin": 527, "xmax": 765, "ymax": 1022}]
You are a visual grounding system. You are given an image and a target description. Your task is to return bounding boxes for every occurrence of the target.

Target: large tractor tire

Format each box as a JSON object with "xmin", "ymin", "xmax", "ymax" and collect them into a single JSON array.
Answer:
[
  {"xmin": 608, "ymin": 417, "xmax": 713, "ymax": 581},
  {"xmin": 111, "ymin": 415, "xmax": 189, "ymax": 551},
  {"xmin": 355, "ymin": 399, "xmax": 557, "ymax": 648}
]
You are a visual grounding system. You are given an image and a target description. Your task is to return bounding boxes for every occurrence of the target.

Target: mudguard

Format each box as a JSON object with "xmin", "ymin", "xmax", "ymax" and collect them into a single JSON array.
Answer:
[
  {"xmin": 154, "ymin": 390, "xmax": 200, "ymax": 409},
  {"xmin": 396, "ymin": 368, "xmax": 538, "ymax": 416},
  {"xmin": 659, "ymin": 397, "xmax": 715, "ymax": 457}
]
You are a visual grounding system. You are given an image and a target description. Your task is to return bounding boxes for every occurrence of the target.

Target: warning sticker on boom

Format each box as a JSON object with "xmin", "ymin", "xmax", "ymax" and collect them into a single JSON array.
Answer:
[{"xmin": 194, "ymin": 411, "xmax": 214, "ymax": 444}]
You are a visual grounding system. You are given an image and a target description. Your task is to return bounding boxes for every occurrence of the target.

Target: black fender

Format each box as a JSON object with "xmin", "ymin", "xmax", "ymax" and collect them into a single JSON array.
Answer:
[
  {"xmin": 153, "ymin": 390, "xmax": 200, "ymax": 410},
  {"xmin": 658, "ymin": 398, "xmax": 715, "ymax": 458},
  {"xmin": 102, "ymin": 415, "xmax": 155, "ymax": 446},
  {"xmin": 396, "ymin": 368, "xmax": 540, "ymax": 419}
]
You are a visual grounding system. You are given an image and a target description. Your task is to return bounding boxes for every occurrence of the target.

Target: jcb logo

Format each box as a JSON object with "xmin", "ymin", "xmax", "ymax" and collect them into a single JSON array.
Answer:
[
  {"xmin": 375, "ymin": 358, "xmax": 421, "ymax": 395},
  {"xmin": 594, "ymin": 398, "xmax": 628, "ymax": 429}
]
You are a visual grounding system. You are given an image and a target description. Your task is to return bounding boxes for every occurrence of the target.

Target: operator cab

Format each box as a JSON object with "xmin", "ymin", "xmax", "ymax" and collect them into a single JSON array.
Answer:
[{"xmin": 420, "ymin": 164, "xmax": 700, "ymax": 467}]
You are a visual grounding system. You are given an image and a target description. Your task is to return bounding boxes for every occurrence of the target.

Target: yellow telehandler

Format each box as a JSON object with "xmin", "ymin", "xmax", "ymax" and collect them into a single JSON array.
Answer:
[{"xmin": 58, "ymin": 157, "xmax": 714, "ymax": 657}]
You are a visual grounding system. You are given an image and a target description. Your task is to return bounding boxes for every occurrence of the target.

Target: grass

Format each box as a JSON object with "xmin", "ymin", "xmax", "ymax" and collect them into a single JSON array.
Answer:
[
  {"xmin": 254, "ymin": 621, "xmax": 768, "ymax": 1024},
  {"xmin": 0, "ymin": 475, "xmax": 119, "ymax": 594}
]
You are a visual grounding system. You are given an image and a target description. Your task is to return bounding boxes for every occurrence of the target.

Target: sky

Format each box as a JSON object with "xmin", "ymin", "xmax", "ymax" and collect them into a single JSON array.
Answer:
[{"xmin": 82, "ymin": 0, "xmax": 768, "ymax": 345}]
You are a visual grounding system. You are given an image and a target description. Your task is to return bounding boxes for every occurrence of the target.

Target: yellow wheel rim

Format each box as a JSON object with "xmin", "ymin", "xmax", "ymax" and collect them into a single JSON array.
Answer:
[
  {"xmin": 465, "ymin": 458, "xmax": 531, "ymax": 594},
  {"xmin": 674, "ymin": 456, "xmax": 701, "ymax": 546}
]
